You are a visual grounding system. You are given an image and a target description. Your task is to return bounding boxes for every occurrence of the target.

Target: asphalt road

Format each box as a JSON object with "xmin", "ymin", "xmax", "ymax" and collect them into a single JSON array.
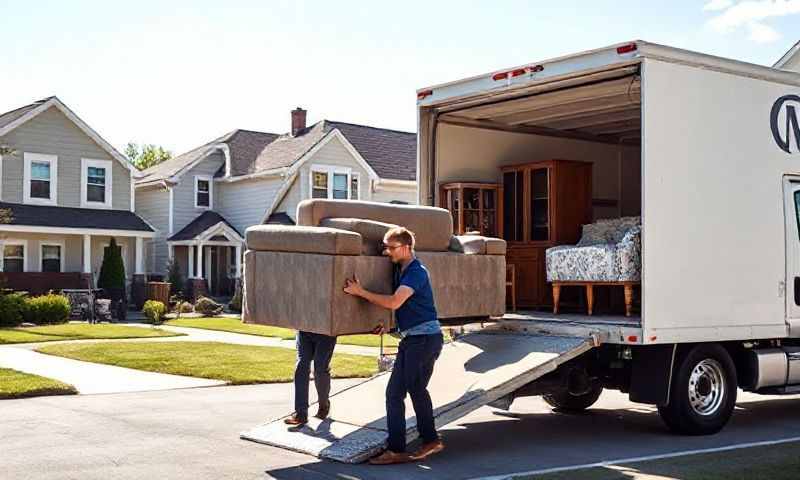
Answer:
[{"xmin": 3, "ymin": 380, "xmax": 799, "ymax": 480}]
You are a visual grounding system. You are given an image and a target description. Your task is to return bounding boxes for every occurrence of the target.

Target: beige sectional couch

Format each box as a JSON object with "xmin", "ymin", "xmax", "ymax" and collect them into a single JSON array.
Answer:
[{"xmin": 243, "ymin": 199, "xmax": 506, "ymax": 336}]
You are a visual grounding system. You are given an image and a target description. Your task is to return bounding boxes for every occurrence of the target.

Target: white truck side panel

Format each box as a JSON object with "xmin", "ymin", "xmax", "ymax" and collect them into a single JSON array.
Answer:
[{"xmin": 642, "ymin": 59, "xmax": 792, "ymax": 343}]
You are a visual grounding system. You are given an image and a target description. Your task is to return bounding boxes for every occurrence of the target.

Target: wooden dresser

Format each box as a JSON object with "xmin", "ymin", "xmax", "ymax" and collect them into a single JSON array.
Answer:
[{"xmin": 501, "ymin": 160, "xmax": 592, "ymax": 308}]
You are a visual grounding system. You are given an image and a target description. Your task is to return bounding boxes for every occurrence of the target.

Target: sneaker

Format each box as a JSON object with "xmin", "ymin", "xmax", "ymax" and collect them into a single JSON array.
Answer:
[{"xmin": 283, "ymin": 414, "xmax": 307, "ymax": 426}]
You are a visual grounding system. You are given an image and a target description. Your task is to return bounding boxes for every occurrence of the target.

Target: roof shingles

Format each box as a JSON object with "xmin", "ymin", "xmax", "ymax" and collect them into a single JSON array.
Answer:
[{"xmin": 0, "ymin": 202, "xmax": 153, "ymax": 232}]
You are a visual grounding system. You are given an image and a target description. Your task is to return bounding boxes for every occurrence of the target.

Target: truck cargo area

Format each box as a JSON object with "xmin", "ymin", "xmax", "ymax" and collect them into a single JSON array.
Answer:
[
  {"xmin": 420, "ymin": 62, "xmax": 644, "ymax": 331},
  {"xmin": 241, "ymin": 331, "xmax": 597, "ymax": 463}
]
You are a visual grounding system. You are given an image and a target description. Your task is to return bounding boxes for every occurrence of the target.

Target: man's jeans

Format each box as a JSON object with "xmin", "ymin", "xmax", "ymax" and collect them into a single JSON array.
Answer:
[
  {"xmin": 386, "ymin": 332, "xmax": 444, "ymax": 453},
  {"xmin": 294, "ymin": 331, "xmax": 337, "ymax": 420}
]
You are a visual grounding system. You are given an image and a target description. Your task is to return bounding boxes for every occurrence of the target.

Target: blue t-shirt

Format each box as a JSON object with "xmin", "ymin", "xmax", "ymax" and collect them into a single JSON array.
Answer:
[{"xmin": 394, "ymin": 258, "xmax": 439, "ymax": 333}]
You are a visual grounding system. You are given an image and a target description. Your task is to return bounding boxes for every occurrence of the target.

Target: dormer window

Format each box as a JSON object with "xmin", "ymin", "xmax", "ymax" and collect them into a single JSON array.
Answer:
[
  {"xmin": 23, "ymin": 153, "xmax": 58, "ymax": 205},
  {"xmin": 81, "ymin": 159, "xmax": 113, "ymax": 208},
  {"xmin": 195, "ymin": 176, "xmax": 212, "ymax": 208}
]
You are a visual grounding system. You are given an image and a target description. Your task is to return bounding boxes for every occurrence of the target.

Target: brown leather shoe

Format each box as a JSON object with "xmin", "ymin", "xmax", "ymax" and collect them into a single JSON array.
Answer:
[
  {"xmin": 410, "ymin": 439, "xmax": 445, "ymax": 460},
  {"xmin": 314, "ymin": 403, "xmax": 330, "ymax": 420},
  {"xmin": 283, "ymin": 414, "xmax": 307, "ymax": 426},
  {"xmin": 368, "ymin": 450, "xmax": 413, "ymax": 465}
]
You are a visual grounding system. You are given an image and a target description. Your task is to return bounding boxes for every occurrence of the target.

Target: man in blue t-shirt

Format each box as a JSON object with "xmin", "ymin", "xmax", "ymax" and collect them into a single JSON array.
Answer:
[{"xmin": 344, "ymin": 227, "xmax": 444, "ymax": 465}]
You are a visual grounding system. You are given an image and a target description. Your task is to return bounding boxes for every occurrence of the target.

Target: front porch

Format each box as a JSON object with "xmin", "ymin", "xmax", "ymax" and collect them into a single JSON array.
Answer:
[{"xmin": 167, "ymin": 211, "xmax": 244, "ymax": 298}]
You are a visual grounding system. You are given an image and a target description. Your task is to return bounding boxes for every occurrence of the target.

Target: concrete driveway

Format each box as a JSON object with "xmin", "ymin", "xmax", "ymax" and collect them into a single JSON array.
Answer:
[{"xmin": 3, "ymin": 379, "xmax": 799, "ymax": 480}]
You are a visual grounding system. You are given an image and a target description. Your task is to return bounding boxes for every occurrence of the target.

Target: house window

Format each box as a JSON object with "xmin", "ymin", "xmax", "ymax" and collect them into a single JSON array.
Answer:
[
  {"xmin": 41, "ymin": 244, "xmax": 62, "ymax": 273},
  {"xmin": 332, "ymin": 173, "xmax": 348, "ymax": 199},
  {"xmin": 195, "ymin": 176, "xmax": 211, "ymax": 208},
  {"xmin": 351, "ymin": 174, "xmax": 360, "ymax": 200},
  {"xmin": 310, "ymin": 165, "xmax": 359, "ymax": 200},
  {"xmin": 312, "ymin": 171, "xmax": 328, "ymax": 198},
  {"xmin": 2, "ymin": 243, "xmax": 25, "ymax": 272},
  {"xmin": 81, "ymin": 159, "xmax": 113, "ymax": 207},
  {"xmin": 24, "ymin": 153, "xmax": 58, "ymax": 205}
]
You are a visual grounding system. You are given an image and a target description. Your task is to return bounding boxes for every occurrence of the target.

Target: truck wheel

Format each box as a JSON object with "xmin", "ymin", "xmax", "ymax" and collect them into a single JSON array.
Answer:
[
  {"xmin": 658, "ymin": 344, "xmax": 737, "ymax": 435},
  {"xmin": 543, "ymin": 382, "xmax": 603, "ymax": 412}
]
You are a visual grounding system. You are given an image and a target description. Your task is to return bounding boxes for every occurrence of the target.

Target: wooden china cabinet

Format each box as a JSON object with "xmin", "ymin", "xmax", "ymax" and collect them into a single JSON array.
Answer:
[
  {"xmin": 501, "ymin": 160, "xmax": 592, "ymax": 308},
  {"xmin": 439, "ymin": 183, "xmax": 501, "ymax": 236}
]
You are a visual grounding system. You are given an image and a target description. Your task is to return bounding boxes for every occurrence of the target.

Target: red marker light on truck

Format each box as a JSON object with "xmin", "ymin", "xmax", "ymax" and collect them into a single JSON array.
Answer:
[
  {"xmin": 417, "ymin": 90, "xmax": 433, "ymax": 100},
  {"xmin": 492, "ymin": 71, "xmax": 509, "ymax": 81},
  {"xmin": 617, "ymin": 43, "xmax": 637, "ymax": 54},
  {"xmin": 510, "ymin": 68, "xmax": 527, "ymax": 77}
]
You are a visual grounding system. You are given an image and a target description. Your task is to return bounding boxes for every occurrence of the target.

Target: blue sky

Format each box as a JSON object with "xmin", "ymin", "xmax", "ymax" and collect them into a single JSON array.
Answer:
[{"xmin": 1, "ymin": 0, "xmax": 799, "ymax": 154}]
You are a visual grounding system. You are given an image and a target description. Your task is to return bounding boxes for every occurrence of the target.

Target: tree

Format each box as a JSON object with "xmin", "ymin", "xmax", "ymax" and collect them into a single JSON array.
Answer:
[
  {"xmin": 125, "ymin": 142, "xmax": 172, "ymax": 170},
  {"xmin": 98, "ymin": 238, "xmax": 126, "ymax": 291},
  {"xmin": 165, "ymin": 257, "xmax": 184, "ymax": 297}
]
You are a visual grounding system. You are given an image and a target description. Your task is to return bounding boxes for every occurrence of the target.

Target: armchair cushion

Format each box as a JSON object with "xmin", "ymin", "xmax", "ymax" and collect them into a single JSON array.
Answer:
[
  {"xmin": 245, "ymin": 225, "xmax": 362, "ymax": 256},
  {"xmin": 319, "ymin": 217, "xmax": 398, "ymax": 256}
]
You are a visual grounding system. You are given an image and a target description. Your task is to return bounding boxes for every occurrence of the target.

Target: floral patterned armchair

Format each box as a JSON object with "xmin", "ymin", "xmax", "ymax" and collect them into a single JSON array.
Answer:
[{"xmin": 546, "ymin": 216, "xmax": 642, "ymax": 283}]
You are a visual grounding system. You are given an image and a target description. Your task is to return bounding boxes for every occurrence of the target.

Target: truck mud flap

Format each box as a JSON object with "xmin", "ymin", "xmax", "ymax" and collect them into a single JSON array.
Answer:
[{"xmin": 241, "ymin": 332, "xmax": 596, "ymax": 463}]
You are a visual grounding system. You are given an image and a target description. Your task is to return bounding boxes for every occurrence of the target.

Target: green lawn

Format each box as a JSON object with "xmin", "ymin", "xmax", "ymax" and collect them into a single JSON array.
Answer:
[
  {"xmin": 528, "ymin": 441, "xmax": 800, "ymax": 480},
  {"xmin": 0, "ymin": 368, "xmax": 77, "ymax": 399},
  {"xmin": 165, "ymin": 317, "xmax": 401, "ymax": 348},
  {"xmin": 0, "ymin": 323, "xmax": 183, "ymax": 345},
  {"xmin": 36, "ymin": 341, "xmax": 377, "ymax": 384}
]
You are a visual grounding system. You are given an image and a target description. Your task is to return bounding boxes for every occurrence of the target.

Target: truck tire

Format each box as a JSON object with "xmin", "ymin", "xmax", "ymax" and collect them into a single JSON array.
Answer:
[
  {"xmin": 543, "ymin": 383, "xmax": 603, "ymax": 412},
  {"xmin": 658, "ymin": 344, "xmax": 737, "ymax": 435}
]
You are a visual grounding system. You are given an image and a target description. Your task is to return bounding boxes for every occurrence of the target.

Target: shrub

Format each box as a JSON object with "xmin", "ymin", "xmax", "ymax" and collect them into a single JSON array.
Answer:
[
  {"xmin": 0, "ymin": 293, "xmax": 27, "ymax": 327},
  {"xmin": 143, "ymin": 300, "xmax": 167, "ymax": 325},
  {"xmin": 22, "ymin": 294, "xmax": 71, "ymax": 325},
  {"xmin": 166, "ymin": 258, "xmax": 184, "ymax": 297},
  {"xmin": 194, "ymin": 296, "xmax": 223, "ymax": 316},
  {"xmin": 98, "ymin": 238, "xmax": 126, "ymax": 291}
]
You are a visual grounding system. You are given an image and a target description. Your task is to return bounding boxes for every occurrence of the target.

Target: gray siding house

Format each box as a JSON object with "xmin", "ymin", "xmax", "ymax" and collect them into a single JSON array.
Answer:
[
  {"xmin": 0, "ymin": 97, "xmax": 154, "ymax": 292},
  {"xmin": 135, "ymin": 108, "xmax": 416, "ymax": 296}
]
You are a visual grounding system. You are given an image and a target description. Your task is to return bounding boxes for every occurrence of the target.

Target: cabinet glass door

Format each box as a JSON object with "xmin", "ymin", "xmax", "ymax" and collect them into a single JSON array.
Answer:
[{"xmin": 531, "ymin": 168, "xmax": 550, "ymax": 241}]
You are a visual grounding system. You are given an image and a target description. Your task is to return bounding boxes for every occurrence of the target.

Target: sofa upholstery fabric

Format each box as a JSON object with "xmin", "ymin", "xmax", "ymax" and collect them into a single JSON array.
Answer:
[{"xmin": 245, "ymin": 225, "xmax": 362, "ymax": 256}]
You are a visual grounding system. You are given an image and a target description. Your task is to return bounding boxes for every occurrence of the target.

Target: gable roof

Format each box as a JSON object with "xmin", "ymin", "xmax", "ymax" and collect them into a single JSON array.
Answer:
[
  {"xmin": 167, "ymin": 210, "xmax": 241, "ymax": 242},
  {"xmin": 0, "ymin": 96, "xmax": 134, "ymax": 172},
  {"xmin": 138, "ymin": 118, "xmax": 416, "ymax": 186}
]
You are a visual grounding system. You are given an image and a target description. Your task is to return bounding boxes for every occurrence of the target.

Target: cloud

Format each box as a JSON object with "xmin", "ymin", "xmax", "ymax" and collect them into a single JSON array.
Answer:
[
  {"xmin": 747, "ymin": 21, "xmax": 781, "ymax": 42},
  {"xmin": 704, "ymin": 0, "xmax": 733, "ymax": 11},
  {"xmin": 704, "ymin": 0, "xmax": 800, "ymax": 43}
]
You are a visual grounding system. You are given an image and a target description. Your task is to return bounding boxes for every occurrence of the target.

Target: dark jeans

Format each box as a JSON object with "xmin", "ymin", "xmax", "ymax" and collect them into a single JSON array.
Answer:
[
  {"xmin": 386, "ymin": 333, "xmax": 444, "ymax": 453},
  {"xmin": 294, "ymin": 331, "xmax": 337, "ymax": 420}
]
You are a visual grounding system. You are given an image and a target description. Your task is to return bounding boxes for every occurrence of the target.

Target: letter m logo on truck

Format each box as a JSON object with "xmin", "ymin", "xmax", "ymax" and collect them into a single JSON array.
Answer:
[{"xmin": 771, "ymin": 95, "xmax": 800, "ymax": 153}]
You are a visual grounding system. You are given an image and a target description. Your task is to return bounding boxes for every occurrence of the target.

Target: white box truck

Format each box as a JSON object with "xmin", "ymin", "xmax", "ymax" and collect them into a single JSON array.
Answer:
[
  {"xmin": 243, "ymin": 41, "xmax": 800, "ymax": 462},
  {"xmin": 416, "ymin": 40, "xmax": 800, "ymax": 435}
]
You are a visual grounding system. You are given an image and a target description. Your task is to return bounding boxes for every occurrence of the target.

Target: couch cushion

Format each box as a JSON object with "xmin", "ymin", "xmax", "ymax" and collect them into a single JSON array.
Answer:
[
  {"xmin": 245, "ymin": 225, "xmax": 362, "ymax": 255},
  {"xmin": 319, "ymin": 217, "xmax": 398, "ymax": 256},
  {"xmin": 577, "ymin": 216, "xmax": 641, "ymax": 246},
  {"xmin": 297, "ymin": 199, "xmax": 453, "ymax": 251},
  {"xmin": 448, "ymin": 235, "xmax": 507, "ymax": 255}
]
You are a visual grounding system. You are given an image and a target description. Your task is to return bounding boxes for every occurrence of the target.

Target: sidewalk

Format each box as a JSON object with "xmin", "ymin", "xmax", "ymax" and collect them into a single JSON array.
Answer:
[{"xmin": 0, "ymin": 345, "xmax": 224, "ymax": 394}]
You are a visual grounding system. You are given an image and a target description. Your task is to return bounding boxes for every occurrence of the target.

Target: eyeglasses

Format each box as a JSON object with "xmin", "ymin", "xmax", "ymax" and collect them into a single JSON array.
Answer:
[{"xmin": 382, "ymin": 243, "xmax": 405, "ymax": 251}]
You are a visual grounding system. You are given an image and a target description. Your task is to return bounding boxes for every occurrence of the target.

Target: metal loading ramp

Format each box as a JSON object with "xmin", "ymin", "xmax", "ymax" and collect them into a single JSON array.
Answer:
[{"xmin": 241, "ymin": 332, "xmax": 596, "ymax": 463}]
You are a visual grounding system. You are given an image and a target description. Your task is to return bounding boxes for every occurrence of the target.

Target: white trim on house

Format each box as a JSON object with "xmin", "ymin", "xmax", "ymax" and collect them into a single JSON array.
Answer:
[
  {"xmin": 80, "ymin": 158, "xmax": 113, "ymax": 209},
  {"xmin": 130, "ymin": 179, "xmax": 135, "ymax": 212},
  {"xmin": 0, "ymin": 97, "xmax": 134, "ymax": 171},
  {"xmin": 168, "ymin": 186, "xmax": 175, "ymax": 235},
  {"xmin": 287, "ymin": 130, "xmax": 380, "ymax": 182},
  {"xmin": 167, "ymin": 221, "xmax": 244, "ymax": 245},
  {"xmin": 0, "ymin": 239, "xmax": 28, "ymax": 272},
  {"xmin": 23, "ymin": 152, "xmax": 58, "ymax": 206},
  {"xmin": 134, "ymin": 140, "xmax": 233, "ymax": 188},
  {"xmin": 308, "ymin": 163, "xmax": 362, "ymax": 201},
  {"xmin": 775, "ymin": 40, "xmax": 800, "ymax": 69},
  {"xmin": 194, "ymin": 175, "xmax": 213, "ymax": 209},
  {"xmin": 215, "ymin": 168, "xmax": 285, "ymax": 183},
  {"xmin": 0, "ymin": 225, "xmax": 155, "ymax": 238},
  {"xmin": 260, "ymin": 171, "xmax": 298, "ymax": 224},
  {"xmin": 40, "ymin": 241, "xmax": 66, "ymax": 273}
]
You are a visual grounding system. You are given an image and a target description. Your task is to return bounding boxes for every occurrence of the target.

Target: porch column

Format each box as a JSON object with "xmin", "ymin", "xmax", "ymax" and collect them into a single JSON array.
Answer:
[
  {"xmin": 82, "ymin": 234, "xmax": 91, "ymax": 273},
  {"xmin": 235, "ymin": 243, "xmax": 242, "ymax": 278},
  {"xmin": 197, "ymin": 242, "xmax": 204, "ymax": 279},
  {"xmin": 135, "ymin": 237, "xmax": 144, "ymax": 275},
  {"xmin": 205, "ymin": 246, "xmax": 212, "ymax": 292},
  {"xmin": 188, "ymin": 244, "xmax": 195, "ymax": 278},
  {"xmin": 168, "ymin": 244, "xmax": 175, "ymax": 261}
]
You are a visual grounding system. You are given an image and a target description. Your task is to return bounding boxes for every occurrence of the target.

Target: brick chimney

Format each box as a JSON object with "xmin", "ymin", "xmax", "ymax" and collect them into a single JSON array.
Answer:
[{"xmin": 291, "ymin": 107, "xmax": 307, "ymax": 136}]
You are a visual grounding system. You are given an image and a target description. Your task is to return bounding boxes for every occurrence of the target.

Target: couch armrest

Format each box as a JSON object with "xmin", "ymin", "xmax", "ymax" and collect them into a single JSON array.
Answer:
[
  {"xmin": 449, "ymin": 235, "xmax": 507, "ymax": 255},
  {"xmin": 245, "ymin": 225, "xmax": 362, "ymax": 255}
]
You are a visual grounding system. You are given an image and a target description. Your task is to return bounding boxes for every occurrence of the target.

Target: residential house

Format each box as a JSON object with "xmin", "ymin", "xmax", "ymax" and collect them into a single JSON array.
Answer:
[
  {"xmin": 135, "ymin": 108, "xmax": 416, "ymax": 297},
  {"xmin": 0, "ymin": 97, "xmax": 154, "ymax": 293},
  {"xmin": 774, "ymin": 40, "xmax": 800, "ymax": 72}
]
